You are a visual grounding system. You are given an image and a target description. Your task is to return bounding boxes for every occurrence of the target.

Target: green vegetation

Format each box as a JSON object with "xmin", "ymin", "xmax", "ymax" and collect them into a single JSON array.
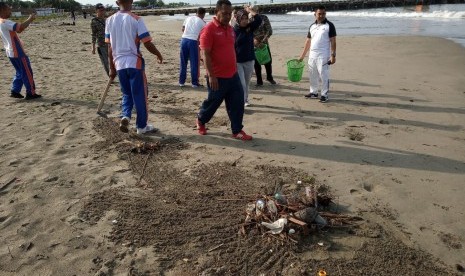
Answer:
[
  {"xmin": 4, "ymin": 0, "xmax": 198, "ymax": 11},
  {"xmin": 133, "ymin": 1, "xmax": 192, "ymax": 8},
  {"xmin": 133, "ymin": 0, "xmax": 165, "ymax": 8},
  {"xmin": 3, "ymin": 0, "xmax": 81, "ymax": 10}
]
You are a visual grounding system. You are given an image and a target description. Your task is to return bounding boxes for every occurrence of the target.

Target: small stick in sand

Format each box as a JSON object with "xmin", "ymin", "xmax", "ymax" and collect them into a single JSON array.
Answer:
[
  {"xmin": 7, "ymin": 245, "xmax": 14, "ymax": 259},
  {"xmin": 136, "ymin": 152, "xmax": 152, "ymax": 187},
  {"xmin": 208, "ymin": 243, "xmax": 224, "ymax": 252},
  {"xmin": 216, "ymin": 198, "xmax": 250, "ymax": 201}
]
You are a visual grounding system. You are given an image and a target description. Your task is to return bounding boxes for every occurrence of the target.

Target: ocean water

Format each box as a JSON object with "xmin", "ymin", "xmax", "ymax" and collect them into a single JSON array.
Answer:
[{"xmin": 160, "ymin": 3, "xmax": 465, "ymax": 47}]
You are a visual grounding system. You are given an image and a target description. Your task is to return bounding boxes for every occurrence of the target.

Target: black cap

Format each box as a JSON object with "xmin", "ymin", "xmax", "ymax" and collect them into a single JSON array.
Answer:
[{"xmin": 95, "ymin": 3, "xmax": 104, "ymax": 9}]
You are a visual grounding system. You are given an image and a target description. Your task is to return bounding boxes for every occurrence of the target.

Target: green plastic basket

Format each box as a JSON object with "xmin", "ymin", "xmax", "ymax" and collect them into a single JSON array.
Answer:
[
  {"xmin": 287, "ymin": 59, "xmax": 305, "ymax": 82},
  {"xmin": 255, "ymin": 44, "xmax": 271, "ymax": 65}
]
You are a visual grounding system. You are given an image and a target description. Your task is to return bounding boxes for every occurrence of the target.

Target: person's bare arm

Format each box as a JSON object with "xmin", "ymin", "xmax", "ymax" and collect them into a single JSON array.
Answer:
[
  {"xmin": 203, "ymin": 48, "xmax": 218, "ymax": 91},
  {"xmin": 144, "ymin": 41, "xmax": 163, "ymax": 64},
  {"xmin": 330, "ymin": 36, "xmax": 336, "ymax": 64},
  {"xmin": 298, "ymin": 38, "xmax": 311, "ymax": 62},
  {"xmin": 108, "ymin": 45, "xmax": 116, "ymax": 79},
  {"xmin": 17, "ymin": 12, "xmax": 36, "ymax": 33}
]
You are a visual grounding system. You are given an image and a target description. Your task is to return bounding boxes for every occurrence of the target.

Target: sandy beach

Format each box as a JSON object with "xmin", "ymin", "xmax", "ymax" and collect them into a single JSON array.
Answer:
[{"xmin": 0, "ymin": 15, "xmax": 464, "ymax": 275}]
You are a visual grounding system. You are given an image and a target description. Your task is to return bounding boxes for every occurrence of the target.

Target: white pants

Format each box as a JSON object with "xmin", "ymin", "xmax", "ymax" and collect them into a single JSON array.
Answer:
[
  {"xmin": 308, "ymin": 56, "xmax": 330, "ymax": 97},
  {"xmin": 237, "ymin": 60, "xmax": 255, "ymax": 103}
]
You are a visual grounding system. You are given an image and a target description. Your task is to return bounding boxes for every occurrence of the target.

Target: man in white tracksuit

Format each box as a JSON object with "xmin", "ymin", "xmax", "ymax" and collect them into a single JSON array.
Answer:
[{"xmin": 298, "ymin": 5, "xmax": 336, "ymax": 103}]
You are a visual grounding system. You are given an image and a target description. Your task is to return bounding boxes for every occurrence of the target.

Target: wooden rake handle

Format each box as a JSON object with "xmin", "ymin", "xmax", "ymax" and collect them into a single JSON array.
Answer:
[{"xmin": 97, "ymin": 77, "xmax": 114, "ymax": 113}]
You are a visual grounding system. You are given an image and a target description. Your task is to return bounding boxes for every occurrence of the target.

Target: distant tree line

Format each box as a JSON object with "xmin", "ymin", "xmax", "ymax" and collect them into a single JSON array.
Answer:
[
  {"xmin": 133, "ymin": 1, "xmax": 191, "ymax": 8},
  {"xmin": 1, "ymin": 0, "xmax": 194, "ymax": 11},
  {"xmin": 2, "ymin": 0, "xmax": 81, "ymax": 11}
]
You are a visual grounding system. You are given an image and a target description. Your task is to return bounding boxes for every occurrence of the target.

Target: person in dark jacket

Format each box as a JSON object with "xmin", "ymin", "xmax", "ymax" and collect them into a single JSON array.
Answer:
[
  {"xmin": 91, "ymin": 3, "xmax": 109, "ymax": 76},
  {"xmin": 234, "ymin": 8, "xmax": 262, "ymax": 106},
  {"xmin": 250, "ymin": 5, "xmax": 276, "ymax": 86}
]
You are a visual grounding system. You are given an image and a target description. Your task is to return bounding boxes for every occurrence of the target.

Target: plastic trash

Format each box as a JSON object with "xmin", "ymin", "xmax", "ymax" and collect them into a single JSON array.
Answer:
[
  {"xmin": 256, "ymin": 199, "xmax": 265, "ymax": 215},
  {"xmin": 274, "ymin": 192, "xmax": 287, "ymax": 205},
  {"xmin": 256, "ymin": 199, "xmax": 265, "ymax": 210},
  {"xmin": 246, "ymin": 203, "xmax": 255, "ymax": 214},
  {"xmin": 293, "ymin": 207, "xmax": 318, "ymax": 223},
  {"xmin": 261, "ymin": 218, "xmax": 288, "ymax": 234},
  {"xmin": 267, "ymin": 200, "xmax": 278, "ymax": 215},
  {"xmin": 305, "ymin": 185, "xmax": 318, "ymax": 207},
  {"xmin": 314, "ymin": 214, "xmax": 327, "ymax": 226}
]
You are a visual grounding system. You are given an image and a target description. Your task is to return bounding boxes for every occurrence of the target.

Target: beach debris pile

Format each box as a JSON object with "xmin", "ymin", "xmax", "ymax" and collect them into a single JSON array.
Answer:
[
  {"xmin": 129, "ymin": 141, "xmax": 162, "ymax": 154},
  {"xmin": 240, "ymin": 179, "xmax": 361, "ymax": 242}
]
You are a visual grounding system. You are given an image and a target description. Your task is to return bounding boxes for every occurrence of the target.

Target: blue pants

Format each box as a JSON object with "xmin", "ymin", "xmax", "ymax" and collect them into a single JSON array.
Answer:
[
  {"xmin": 179, "ymin": 38, "xmax": 200, "ymax": 86},
  {"xmin": 9, "ymin": 56, "xmax": 36, "ymax": 95},
  {"xmin": 197, "ymin": 73, "xmax": 245, "ymax": 134},
  {"xmin": 117, "ymin": 67, "xmax": 148, "ymax": 129}
]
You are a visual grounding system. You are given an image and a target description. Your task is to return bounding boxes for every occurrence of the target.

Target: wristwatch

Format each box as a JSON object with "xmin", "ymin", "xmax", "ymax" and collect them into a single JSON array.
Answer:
[{"xmin": 331, "ymin": 52, "xmax": 336, "ymax": 57}]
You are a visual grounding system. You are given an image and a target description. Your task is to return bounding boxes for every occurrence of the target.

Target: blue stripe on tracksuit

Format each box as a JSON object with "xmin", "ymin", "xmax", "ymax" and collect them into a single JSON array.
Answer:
[
  {"xmin": 9, "ymin": 56, "xmax": 36, "ymax": 95},
  {"xmin": 117, "ymin": 60, "xmax": 149, "ymax": 129},
  {"xmin": 179, "ymin": 38, "xmax": 200, "ymax": 86}
]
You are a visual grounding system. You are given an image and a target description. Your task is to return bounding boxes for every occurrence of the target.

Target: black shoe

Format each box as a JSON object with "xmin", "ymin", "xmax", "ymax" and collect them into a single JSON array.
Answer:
[
  {"xmin": 304, "ymin": 93, "xmax": 319, "ymax": 99},
  {"xmin": 25, "ymin": 94, "xmax": 42, "ymax": 100},
  {"xmin": 119, "ymin": 117, "xmax": 129, "ymax": 133},
  {"xmin": 319, "ymin": 96, "xmax": 328, "ymax": 103},
  {"xmin": 267, "ymin": 79, "xmax": 277, "ymax": 85},
  {"xmin": 255, "ymin": 83, "xmax": 263, "ymax": 87},
  {"xmin": 10, "ymin": 93, "xmax": 24, "ymax": 99}
]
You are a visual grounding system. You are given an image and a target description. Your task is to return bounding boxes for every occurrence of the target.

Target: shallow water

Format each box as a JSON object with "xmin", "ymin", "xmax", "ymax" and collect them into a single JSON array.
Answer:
[{"xmin": 161, "ymin": 4, "xmax": 465, "ymax": 47}]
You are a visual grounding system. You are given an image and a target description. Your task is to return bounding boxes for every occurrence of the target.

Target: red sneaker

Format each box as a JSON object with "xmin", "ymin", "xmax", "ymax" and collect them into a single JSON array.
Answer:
[
  {"xmin": 232, "ymin": 130, "xmax": 253, "ymax": 141},
  {"xmin": 196, "ymin": 118, "xmax": 207, "ymax": 135}
]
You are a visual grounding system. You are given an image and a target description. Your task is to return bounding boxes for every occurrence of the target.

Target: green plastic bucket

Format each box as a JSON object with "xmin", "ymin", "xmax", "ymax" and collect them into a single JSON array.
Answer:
[
  {"xmin": 255, "ymin": 44, "xmax": 271, "ymax": 65},
  {"xmin": 287, "ymin": 59, "xmax": 305, "ymax": 82}
]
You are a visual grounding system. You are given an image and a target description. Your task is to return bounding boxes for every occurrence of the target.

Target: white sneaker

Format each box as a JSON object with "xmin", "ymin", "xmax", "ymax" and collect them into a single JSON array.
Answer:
[{"xmin": 136, "ymin": 124, "xmax": 158, "ymax": 135}]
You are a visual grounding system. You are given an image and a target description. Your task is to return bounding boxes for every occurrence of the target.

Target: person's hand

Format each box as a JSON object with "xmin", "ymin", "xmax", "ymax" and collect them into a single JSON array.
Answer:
[
  {"xmin": 298, "ymin": 57, "xmax": 303, "ymax": 62},
  {"xmin": 253, "ymin": 38, "xmax": 260, "ymax": 47},
  {"xmin": 29, "ymin": 12, "xmax": 36, "ymax": 21},
  {"xmin": 156, "ymin": 54, "xmax": 163, "ymax": 64},
  {"xmin": 330, "ymin": 56, "xmax": 336, "ymax": 65},
  {"xmin": 109, "ymin": 68, "xmax": 117, "ymax": 79},
  {"xmin": 208, "ymin": 76, "xmax": 219, "ymax": 91}
]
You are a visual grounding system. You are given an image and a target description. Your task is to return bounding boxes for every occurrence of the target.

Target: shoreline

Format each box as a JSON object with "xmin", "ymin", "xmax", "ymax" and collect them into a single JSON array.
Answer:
[{"xmin": 153, "ymin": 12, "xmax": 465, "ymax": 48}]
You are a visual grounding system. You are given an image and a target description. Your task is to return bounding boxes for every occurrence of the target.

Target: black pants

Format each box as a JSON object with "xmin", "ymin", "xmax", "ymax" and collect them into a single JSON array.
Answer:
[{"xmin": 254, "ymin": 44, "xmax": 274, "ymax": 85}]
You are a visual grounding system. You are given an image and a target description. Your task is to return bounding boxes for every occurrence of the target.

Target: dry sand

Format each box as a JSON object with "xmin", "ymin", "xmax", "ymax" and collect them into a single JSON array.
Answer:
[{"xmin": 0, "ymin": 15, "xmax": 464, "ymax": 275}]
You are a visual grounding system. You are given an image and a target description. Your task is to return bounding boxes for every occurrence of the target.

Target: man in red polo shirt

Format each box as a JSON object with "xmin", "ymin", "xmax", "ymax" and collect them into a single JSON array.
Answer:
[{"xmin": 195, "ymin": 0, "xmax": 253, "ymax": 141}]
